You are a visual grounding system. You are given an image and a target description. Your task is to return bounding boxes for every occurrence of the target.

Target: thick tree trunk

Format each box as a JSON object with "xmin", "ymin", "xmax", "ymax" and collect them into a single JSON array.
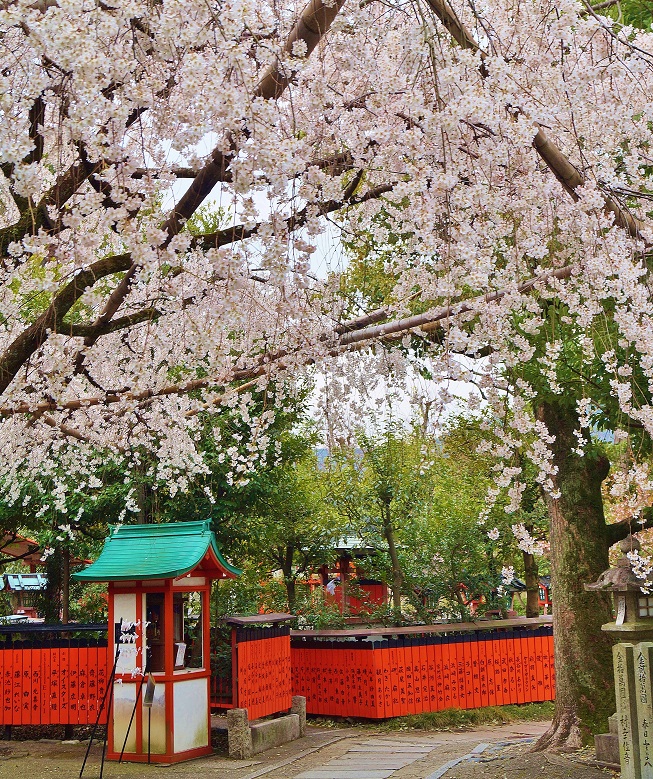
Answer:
[
  {"xmin": 523, "ymin": 549, "xmax": 540, "ymax": 619},
  {"xmin": 534, "ymin": 400, "xmax": 615, "ymax": 751}
]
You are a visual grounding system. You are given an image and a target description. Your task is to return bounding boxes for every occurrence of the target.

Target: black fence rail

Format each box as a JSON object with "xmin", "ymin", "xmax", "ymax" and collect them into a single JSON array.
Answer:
[
  {"xmin": 0, "ymin": 623, "xmax": 109, "ymax": 649},
  {"xmin": 210, "ymin": 626, "xmax": 234, "ymax": 707}
]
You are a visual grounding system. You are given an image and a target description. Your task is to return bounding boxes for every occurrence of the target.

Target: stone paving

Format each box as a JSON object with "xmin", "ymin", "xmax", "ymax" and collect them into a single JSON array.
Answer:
[{"xmin": 294, "ymin": 737, "xmax": 445, "ymax": 779}]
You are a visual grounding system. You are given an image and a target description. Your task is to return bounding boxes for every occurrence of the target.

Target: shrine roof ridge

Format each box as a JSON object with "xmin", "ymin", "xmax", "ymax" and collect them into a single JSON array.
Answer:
[{"xmin": 72, "ymin": 519, "xmax": 241, "ymax": 582}]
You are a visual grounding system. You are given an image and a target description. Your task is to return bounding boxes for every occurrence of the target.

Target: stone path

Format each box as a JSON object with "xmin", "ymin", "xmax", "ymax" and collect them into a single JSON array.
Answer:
[
  {"xmin": 3, "ymin": 720, "xmax": 611, "ymax": 779},
  {"xmin": 293, "ymin": 737, "xmax": 448, "ymax": 779}
]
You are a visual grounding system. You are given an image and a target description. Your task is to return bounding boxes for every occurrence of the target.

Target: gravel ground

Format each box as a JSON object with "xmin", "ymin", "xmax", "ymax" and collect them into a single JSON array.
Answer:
[
  {"xmin": 440, "ymin": 742, "xmax": 617, "ymax": 779},
  {"xmin": 0, "ymin": 721, "xmax": 618, "ymax": 779}
]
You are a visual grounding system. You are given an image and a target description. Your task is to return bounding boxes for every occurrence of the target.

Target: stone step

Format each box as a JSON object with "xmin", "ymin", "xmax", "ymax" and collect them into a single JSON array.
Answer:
[
  {"xmin": 326, "ymin": 759, "xmax": 415, "ymax": 769},
  {"xmin": 295, "ymin": 771, "xmax": 395, "ymax": 779},
  {"xmin": 348, "ymin": 746, "xmax": 430, "ymax": 753},
  {"xmin": 361, "ymin": 739, "xmax": 440, "ymax": 747}
]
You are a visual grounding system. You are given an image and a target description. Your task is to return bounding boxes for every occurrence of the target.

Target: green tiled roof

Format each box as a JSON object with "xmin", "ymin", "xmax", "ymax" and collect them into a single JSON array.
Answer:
[{"xmin": 72, "ymin": 520, "xmax": 240, "ymax": 581}]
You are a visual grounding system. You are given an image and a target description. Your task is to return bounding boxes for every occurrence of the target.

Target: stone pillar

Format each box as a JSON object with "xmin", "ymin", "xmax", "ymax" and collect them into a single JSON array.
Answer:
[
  {"xmin": 291, "ymin": 695, "xmax": 306, "ymax": 737},
  {"xmin": 635, "ymin": 643, "xmax": 653, "ymax": 779},
  {"xmin": 585, "ymin": 537, "xmax": 653, "ymax": 778},
  {"xmin": 595, "ymin": 715, "xmax": 619, "ymax": 767},
  {"xmin": 615, "ymin": 643, "xmax": 641, "ymax": 779},
  {"xmin": 227, "ymin": 708, "xmax": 253, "ymax": 759}
]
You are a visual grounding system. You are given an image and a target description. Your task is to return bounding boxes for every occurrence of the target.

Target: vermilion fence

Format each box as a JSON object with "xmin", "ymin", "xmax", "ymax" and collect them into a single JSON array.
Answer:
[
  {"xmin": 291, "ymin": 623, "xmax": 554, "ymax": 718},
  {"xmin": 1, "ymin": 618, "xmax": 553, "ymax": 727},
  {"xmin": 234, "ymin": 625, "xmax": 292, "ymax": 720},
  {"xmin": 0, "ymin": 624, "xmax": 108, "ymax": 726},
  {"xmin": 210, "ymin": 622, "xmax": 293, "ymax": 719}
]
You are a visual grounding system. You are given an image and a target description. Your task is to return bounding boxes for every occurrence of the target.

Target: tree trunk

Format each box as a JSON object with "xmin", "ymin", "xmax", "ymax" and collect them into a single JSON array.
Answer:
[
  {"xmin": 382, "ymin": 501, "xmax": 404, "ymax": 624},
  {"xmin": 340, "ymin": 555, "xmax": 350, "ymax": 616},
  {"xmin": 61, "ymin": 548, "xmax": 70, "ymax": 624},
  {"xmin": 285, "ymin": 578, "xmax": 296, "ymax": 613},
  {"xmin": 523, "ymin": 549, "xmax": 540, "ymax": 619},
  {"xmin": 39, "ymin": 548, "xmax": 63, "ymax": 623},
  {"xmin": 283, "ymin": 546, "xmax": 296, "ymax": 612},
  {"xmin": 534, "ymin": 399, "xmax": 615, "ymax": 751}
]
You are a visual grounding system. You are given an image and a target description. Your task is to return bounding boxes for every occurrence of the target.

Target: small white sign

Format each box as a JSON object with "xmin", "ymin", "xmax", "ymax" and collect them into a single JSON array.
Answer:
[
  {"xmin": 144, "ymin": 673, "xmax": 156, "ymax": 708},
  {"xmin": 175, "ymin": 642, "xmax": 187, "ymax": 668},
  {"xmin": 616, "ymin": 596, "xmax": 626, "ymax": 626}
]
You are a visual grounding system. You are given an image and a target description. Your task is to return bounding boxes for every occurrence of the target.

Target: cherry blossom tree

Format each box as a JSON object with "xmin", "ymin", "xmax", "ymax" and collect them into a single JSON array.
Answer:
[{"xmin": 3, "ymin": 0, "xmax": 653, "ymax": 748}]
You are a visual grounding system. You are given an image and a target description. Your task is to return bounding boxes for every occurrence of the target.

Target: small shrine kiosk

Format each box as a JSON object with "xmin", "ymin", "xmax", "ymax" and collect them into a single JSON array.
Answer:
[{"xmin": 74, "ymin": 520, "xmax": 240, "ymax": 764}]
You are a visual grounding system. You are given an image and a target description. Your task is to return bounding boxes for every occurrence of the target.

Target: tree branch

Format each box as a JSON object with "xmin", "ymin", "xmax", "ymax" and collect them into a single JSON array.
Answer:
[
  {"xmin": 65, "ymin": 306, "xmax": 161, "ymax": 338},
  {"xmin": 338, "ymin": 265, "xmax": 574, "ymax": 346},
  {"xmin": 193, "ymin": 181, "xmax": 395, "ymax": 251},
  {"xmin": 607, "ymin": 509, "xmax": 653, "ymax": 547},
  {"xmin": 0, "ymin": 262, "xmax": 573, "ymax": 418},
  {"xmin": 59, "ymin": 0, "xmax": 347, "ymax": 383},
  {"xmin": 0, "ymin": 252, "xmax": 132, "ymax": 394},
  {"xmin": 161, "ymin": 0, "xmax": 347, "ymax": 240},
  {"xmin": 423, "ymin": 0, "xmax": 648, "ymax": 241}
]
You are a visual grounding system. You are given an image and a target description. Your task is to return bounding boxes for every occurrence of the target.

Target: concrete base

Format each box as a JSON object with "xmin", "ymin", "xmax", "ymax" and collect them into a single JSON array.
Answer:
[
  {"xmin": 594, "ymin": 713, "xmax": 619, "ymax": 769},
  {"xmin": 227, "ymin": 698, "xmax": 307, "ymax": 759},
  {"xmin": 251, "ymin": 713, "xmax": 300, "ymax": 755}
]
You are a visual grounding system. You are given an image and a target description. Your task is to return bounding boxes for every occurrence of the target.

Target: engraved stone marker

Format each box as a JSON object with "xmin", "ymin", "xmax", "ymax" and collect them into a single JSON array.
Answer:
[
  {"xmin": 635, "ymin": 642, "xmax": 653, "ymax": 779},
  {"xmin": 586, "ymin": 537, "xmax": 653, "ymax": 779},
  {"xmin": 615, "ymin": 643, "xmax": 641, "ymax": 779}
]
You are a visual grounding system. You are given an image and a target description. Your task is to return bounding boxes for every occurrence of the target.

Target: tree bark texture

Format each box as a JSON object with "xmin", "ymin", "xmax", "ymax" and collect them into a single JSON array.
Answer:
[
  {"xmin": 285, "ymin": 578, "xmax": 297, "ymax": 613},
  {"xmin": 283, "ymin": 546, "xmax": 296, "ymax": 612},
  {"xmin": 534, "ymin": 399, "xmax": 615, "ymax": 750},
  {"xmin": 382, "ymin": 501, "xmax": 404, "ymax": 623},
  {"xmin": 523, "ymin": 549, "xmax": 540, "ymax": 619}
]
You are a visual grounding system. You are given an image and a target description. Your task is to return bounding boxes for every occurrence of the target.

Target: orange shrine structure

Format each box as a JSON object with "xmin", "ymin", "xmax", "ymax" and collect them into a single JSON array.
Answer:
[{"xmin": 73, "ymin": 521, "xmax": 240, "ymax": 764}]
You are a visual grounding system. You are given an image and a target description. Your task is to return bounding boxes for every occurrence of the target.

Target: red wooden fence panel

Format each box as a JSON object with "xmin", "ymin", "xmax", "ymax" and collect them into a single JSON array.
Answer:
[
  {"xmin": 234, "ymin": 626, "xmax": 292, "ymax": 721},
  {"xmin": 2, "ymin": 621, "xmax": 553, "ymax": 727},
  {"xmin": 291, "ymin": 625, "xmax": 555, "ymax": 719},
  {"xmin": 0, "ymin": 643, "xmax": 109, "ymax": 726}
]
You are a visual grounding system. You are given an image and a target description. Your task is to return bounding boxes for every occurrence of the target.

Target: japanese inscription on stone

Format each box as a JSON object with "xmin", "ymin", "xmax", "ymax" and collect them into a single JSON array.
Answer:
[
  {"xmin": 615, "ymin": 642, "xmax": 641, "ymax": 779},
  {"xmin": 636, "ymin": 642, "xmax": 653, "ymax": 779}
]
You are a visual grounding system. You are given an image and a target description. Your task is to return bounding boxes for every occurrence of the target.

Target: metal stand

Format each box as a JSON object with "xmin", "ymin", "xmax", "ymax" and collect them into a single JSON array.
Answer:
[
  {"xmin": 144, "ymin": 673, "xmax": 156, "ymax": 764},
  {"xmin": 80, "ymin": 620, "xmax": 122, "ymax": 779},
  {"xmin": 118, "ymin": 663, "xmax": 149, "ymax": 762}
]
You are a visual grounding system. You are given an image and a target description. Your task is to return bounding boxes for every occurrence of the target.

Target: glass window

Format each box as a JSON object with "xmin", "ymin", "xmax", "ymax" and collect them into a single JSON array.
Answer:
[
  {"xmin": 145, "ymin": 592, "xmax": 165, "ymax": 673},
  {"xmin": 172, "ymin": 591, "xmax": 204, "ymax": 670}
]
